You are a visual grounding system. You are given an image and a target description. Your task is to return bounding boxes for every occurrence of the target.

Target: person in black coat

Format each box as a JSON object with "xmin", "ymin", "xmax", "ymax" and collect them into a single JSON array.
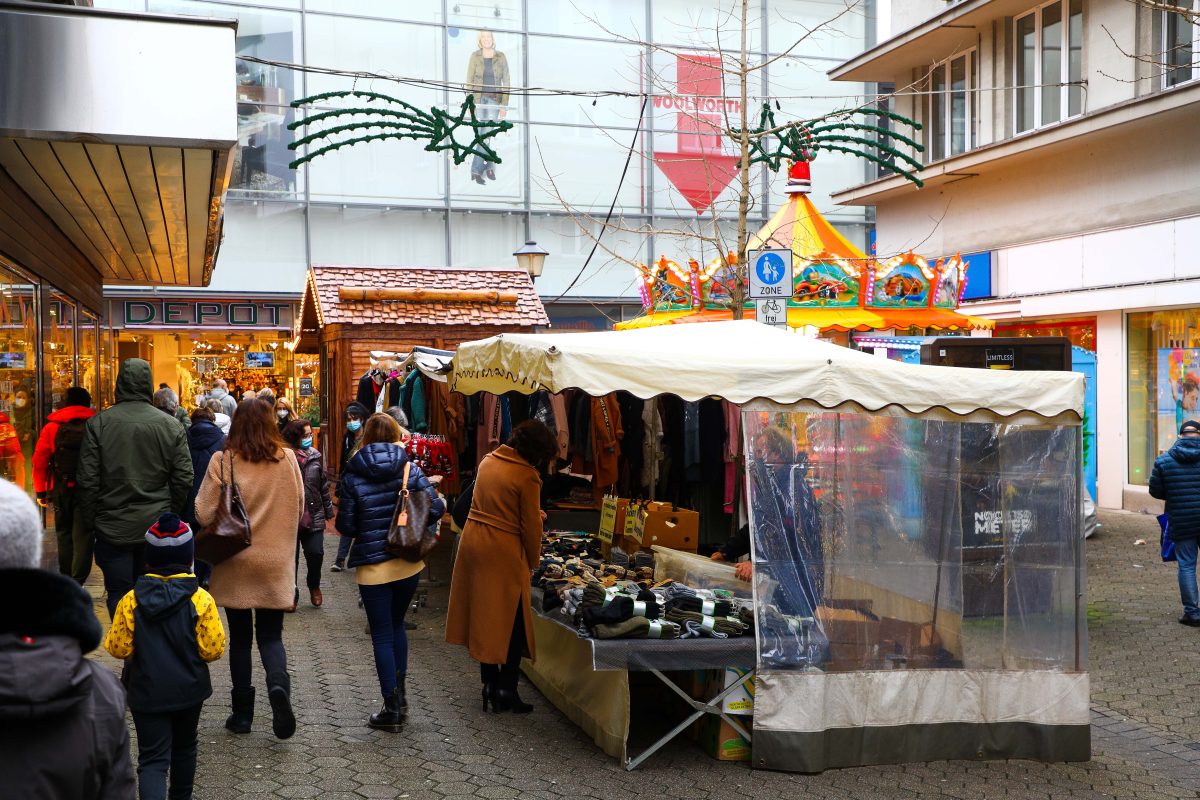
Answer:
[
  {"xmin": 282, "ymin": 419, "xmax": 334, "ymax": 608},
  {"xmin": 184, "ymin": 406, "xmax": 226, "ymax": 587},
  {"xmin": 0, "ymin": 479, "xmax": 135, "ymax": 799},
  {"xmin": 1150, "ymin": 419, "xmax": 1200, "ymax": 625},
  {"xmin": 336, "ymin": 413, "xmax": 444, "ymax": 731}
]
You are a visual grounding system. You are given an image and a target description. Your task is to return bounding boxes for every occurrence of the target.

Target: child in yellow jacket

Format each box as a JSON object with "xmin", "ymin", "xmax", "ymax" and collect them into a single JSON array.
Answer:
[{"xmin": 104, "ymin": 513, "xmax": 224, "ymax": 800}]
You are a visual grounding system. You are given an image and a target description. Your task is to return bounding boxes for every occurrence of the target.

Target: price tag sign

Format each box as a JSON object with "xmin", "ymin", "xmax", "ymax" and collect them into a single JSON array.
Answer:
[
  {"xmin": 627, "ymin": 508, "xmax": 646, "ymax": 544},
  {"xmin": 598, "ymin": 495, "xmax": 618, "ymax": 544}
]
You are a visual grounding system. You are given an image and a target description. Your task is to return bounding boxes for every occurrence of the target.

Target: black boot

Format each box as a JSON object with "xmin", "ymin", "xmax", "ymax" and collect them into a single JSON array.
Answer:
[
  {"xmin": 266, "ymin": 672, "xmax": 296, "ymax": 740},
  {"xmin": 368, "ymin": 689, "xmax": 403, "ymax": 731},
  {"xmin": 225, "ymin": 687, "xmax": 254, "ymax": 733},
  {"xmin": 395, "ymin": 672, "xmax": 408, "ymax": 715}
]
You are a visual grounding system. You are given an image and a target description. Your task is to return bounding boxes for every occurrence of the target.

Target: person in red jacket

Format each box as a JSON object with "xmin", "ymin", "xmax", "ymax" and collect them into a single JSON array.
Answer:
[{"xmin": 32, "ymin": 387, "xmax": 96, "ymax": 583}]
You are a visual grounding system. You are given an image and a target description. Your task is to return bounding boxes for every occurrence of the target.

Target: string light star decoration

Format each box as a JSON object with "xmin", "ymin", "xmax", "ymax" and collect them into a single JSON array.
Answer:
[
  {"xmin": 736, "ymin": 103, "xmax": 926, "ymax": 187},
  {"xmin": 286, "ymin": 90, "xmax": 513, "ymax": 169}
]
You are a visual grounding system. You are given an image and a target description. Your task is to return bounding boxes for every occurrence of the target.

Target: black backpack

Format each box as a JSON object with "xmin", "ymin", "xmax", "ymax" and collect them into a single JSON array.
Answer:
[{"xmin": 51, "ymin": 418, "xmax": 87, "ymax": 488}]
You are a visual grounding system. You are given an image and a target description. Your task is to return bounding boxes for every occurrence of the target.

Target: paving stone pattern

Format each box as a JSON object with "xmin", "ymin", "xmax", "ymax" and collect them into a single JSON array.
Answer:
[{"xmin": 79, "ymin": 510, "xmax": 1200, "ymax": 799}]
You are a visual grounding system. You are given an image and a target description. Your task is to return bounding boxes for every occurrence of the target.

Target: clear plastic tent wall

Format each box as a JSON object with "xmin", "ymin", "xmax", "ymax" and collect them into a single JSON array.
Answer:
[{"xmin": 744, "ymin": 410, "xmax": 1089, "ymax": 772}]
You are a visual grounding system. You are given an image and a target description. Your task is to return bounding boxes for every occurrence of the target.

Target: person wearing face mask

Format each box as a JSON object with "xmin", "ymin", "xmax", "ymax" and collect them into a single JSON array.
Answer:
[
  {"xmin": 282, "ymin": 419, "xmax": 333, "ymax": 608},
  {"xmin": 274, "ymin": 397, "xmax": 298, "ymax": 433},
  {"xmin": 333, "ymin": 401, "xmax": 369, "ymax": 572}
]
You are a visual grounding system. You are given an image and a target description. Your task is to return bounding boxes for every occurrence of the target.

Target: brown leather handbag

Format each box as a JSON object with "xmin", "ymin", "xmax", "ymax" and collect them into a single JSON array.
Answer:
[
  {"xmin": 195, "ymin": 452, "xmax": 252, "ymax": 566},
  {"xmin": 385, "ymin": 461, "xmax": 436, "ymax": 562}
]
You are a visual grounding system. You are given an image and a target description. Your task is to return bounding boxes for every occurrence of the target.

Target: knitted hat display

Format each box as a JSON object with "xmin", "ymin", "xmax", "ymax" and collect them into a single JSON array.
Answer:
[
  {"xmin": 144, "ymin": 512, "xmax": 194, "ymax": 573},
  {"xmin": 0, "ymin": 478, "xmax": 43, "ymax": 568}
]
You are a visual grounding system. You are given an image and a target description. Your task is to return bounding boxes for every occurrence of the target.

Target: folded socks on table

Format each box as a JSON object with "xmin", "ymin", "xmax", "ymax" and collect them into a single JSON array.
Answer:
[
  {"xmin": 680, "ymin": 619, "xmax": 728, "ymax": 639},
  {"xmin": 667, "ymin": 596, "xmax": 733, "ymax": 618},
  {"xmin": 664, "ymin": 608, "xmax": 747, "ymax": 637},
  {"xmin": 582, "ymin": 597, "xmax": 634, "ymax": 627},
  {"xmin": 592, "ymin": 616, "xmax": 681, "ymax": 640}
]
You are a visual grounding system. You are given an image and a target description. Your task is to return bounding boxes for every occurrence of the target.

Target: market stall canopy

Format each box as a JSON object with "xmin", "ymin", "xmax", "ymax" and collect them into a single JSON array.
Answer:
[
  {"xmin": 616, "ymin": 168, "xmax": 992, "ymax": 334},
  {"xmin": 450, "ymin": 320, "xmax": 1082, "ymax": 423},
  {"xmin": 0, "ymin": 4, "xmax": 237, "ymax": 305}
]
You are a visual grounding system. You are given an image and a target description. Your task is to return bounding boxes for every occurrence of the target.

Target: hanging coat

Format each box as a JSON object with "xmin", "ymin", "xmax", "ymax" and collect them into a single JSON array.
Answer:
[{"xmin": 591, "ymin": 394, "xmax": 623, "ymax": 498}]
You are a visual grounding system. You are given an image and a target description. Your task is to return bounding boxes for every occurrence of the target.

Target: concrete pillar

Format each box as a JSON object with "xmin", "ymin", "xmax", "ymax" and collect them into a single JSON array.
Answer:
[{"xmin": 1094, "ymin": 310, "xmax": 1124, "ymax": 509}]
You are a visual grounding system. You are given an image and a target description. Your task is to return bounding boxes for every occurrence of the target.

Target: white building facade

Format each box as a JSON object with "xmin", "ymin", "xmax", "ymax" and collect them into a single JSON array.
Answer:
[{"xmin": 830, "ymin": 0, "xmax": 1200, "ymax": 510}]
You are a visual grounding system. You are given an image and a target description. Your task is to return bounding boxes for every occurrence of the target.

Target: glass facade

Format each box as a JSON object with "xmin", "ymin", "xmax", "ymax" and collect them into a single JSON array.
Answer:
[
  {"xmin": 1128, "ymin": 309, "xmax": 1200, "ymax": 487},
  {"xmin": 100, "ymin": 0, "xmax": 869, "ymax": 301}
]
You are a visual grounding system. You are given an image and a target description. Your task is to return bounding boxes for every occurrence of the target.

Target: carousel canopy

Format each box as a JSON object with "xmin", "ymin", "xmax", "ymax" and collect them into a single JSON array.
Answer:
[
  {"xmin": 616, "ymin": 187, "xmax": 993, "ymax": 333},
  {"xmin": 449, "ymin": 320, "xmax": 1082, "ymax": 423}
]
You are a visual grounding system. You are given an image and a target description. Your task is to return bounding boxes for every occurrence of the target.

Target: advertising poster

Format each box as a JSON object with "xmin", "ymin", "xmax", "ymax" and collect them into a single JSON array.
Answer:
[{"xmin": 1158, "ymin": 348, "xmax": 1200, "ymax": 455}]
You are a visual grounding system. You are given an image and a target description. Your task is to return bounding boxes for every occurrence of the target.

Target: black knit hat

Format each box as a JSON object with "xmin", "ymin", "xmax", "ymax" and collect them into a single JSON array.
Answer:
[
  {"xmin": 64, "ymin": 387, "xmax": 91, "ymax": 408},
  {"xmin": 1181, "ymin": 420, "xmax": 1200, "ymax": 435},
  {"xmin": 145, "ymin": 512, "xmax": 194, "ymax": 573}
]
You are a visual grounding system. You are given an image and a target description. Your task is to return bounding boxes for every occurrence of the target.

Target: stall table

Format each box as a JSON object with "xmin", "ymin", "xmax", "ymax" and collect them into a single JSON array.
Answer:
[{"xmin": 523, "ymin": 588, "xmax": 755, "ymax": 770}]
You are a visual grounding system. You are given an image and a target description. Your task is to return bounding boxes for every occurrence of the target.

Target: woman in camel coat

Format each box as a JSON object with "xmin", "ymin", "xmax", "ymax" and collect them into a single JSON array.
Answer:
[
  {"xmin": 195, "ymin": 399, "xmax": 304, "ymax": 740},
  {"xmin": 446, "ymin": 420, "xmax": 558, "ymax": 714}
]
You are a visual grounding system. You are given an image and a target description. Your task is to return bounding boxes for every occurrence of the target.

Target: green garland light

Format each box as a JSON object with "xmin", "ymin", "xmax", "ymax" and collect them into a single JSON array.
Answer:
[
  {"xmin": 735, "ymin": 103, "xmax": 927, "ymax": 188},
  {"xmin": 287, "ymin": 91, "xmax": 513, "ymax": 169}
]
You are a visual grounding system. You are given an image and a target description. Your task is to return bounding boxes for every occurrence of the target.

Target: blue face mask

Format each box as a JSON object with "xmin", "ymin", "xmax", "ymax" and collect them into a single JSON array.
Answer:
[
  {"xmin": 346, "ymin": 419, "xmax": 361, "ymax": 432},
  {"xmin": 300, "ymin": 437, "xmax": 313, "ymax": 448}
]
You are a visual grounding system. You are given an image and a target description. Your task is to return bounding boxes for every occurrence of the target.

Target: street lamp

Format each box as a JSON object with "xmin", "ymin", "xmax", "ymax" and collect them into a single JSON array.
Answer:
[{"xmin": 513, "ymin": 240, "xmax": 549, "ymax": 281}]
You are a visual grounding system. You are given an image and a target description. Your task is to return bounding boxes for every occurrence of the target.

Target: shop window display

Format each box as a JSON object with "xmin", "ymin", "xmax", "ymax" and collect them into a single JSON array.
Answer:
[
  {"xmin": 0, "ymin": 266, "xmax": 38, "ymax": 493},
  {"xmin": 994, "ymin": 317, "xmax": 1096, "ymax": 351},
  {"xmin": 79, "ymin": 310, "xmax": 100, "ymax": 404},
  {"xmin": 1129, "ymin": 309, "xmax": 1200, "ymax": 486},
  {"xmin": 45, "ymin": 290, "xmax": 77, "ymax": 410}
]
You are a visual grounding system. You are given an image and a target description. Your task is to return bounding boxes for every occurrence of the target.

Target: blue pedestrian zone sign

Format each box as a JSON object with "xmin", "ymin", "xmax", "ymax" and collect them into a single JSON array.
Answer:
[{"xmin": 748, "ymin": 248, "xmax": 793, "ymax": 299}]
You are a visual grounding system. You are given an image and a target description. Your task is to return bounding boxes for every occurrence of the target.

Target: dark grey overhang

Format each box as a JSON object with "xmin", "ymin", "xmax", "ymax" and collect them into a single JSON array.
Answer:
[{"xmin": 0, "ymin": 2, "xmax": 237, "ymax": 287}]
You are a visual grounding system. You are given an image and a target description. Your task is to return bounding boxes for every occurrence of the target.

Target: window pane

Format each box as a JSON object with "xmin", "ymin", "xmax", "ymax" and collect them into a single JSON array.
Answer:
[
  {"xmin": 46, "ymin": 292, "xmax": 75, "ymax": 410},
  {"xmin": 304, "ymin": 0, "xmax": 440, "ymax": 22},
  {"xmin": 1016, "ymin": 14, "xmax": 1036, "ymax": 132},
  {"xmin": 528, "ymin": 0, "xmax": 646, "ymax": 39},
  {"xmin": 528, "ymin": 36, "xmax": 644, "ymax": 127},
  {"xmin": 1166, "ymin": 4, "xmax": 1195, "ymax": 87},
  {"xmin": 207, "ymin": 202, "xmax": 307, "ymax": 293},
  {"xmin": 950, "ymin": 56, "xmax": 967, "ymax": 155},
  {"xmin": 530, "ymin": 124, "xmax": 649, "ymax": 214},
  {"xmin": 1068, "ymin": 0, "xmax": 1083, "ymax": 115},
  {"xmin": 150, "ymin": 1, "xmax": 304, "ymax": 198},
  {"xmin": 765, "ymin": 0, "xmax": 868, "ymax": 59},
  {"xmin": 930, "ymin": 64, "xmax": 946, "ymax": 161},
  {"xmin": 527, "ymin": 215, "xmax": 649, "ymax": 298},
  {"xmin": 450, "ymin": 211, "xmax": 525, "ymax": 268},
  {"xmin": 1041, "ymin": 3, "xmax": 1063, "ymax": 125},
  {"xmin": 447, "ymin": 0, "xmax": 523, "ymax": 32},
  {"xmin": 0, "ymin": 266, "xmax": 37, "ymax": 495},
  {"xmin": 80, "ymin": 311, "xmax": 99, "ymax": 407},
  {"xmin": 308, "ymin": 207, "xmax": 447, "ymax": 266},
  {"xmin": 652, "ymin": 0, "xmax": 762, "ymax": 52}
]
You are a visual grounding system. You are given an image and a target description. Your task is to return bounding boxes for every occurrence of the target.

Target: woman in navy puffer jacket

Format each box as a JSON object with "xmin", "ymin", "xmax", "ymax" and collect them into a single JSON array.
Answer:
[{"xmin": 336, "ymin": 413, "xmax": 444, "ymax": 731}]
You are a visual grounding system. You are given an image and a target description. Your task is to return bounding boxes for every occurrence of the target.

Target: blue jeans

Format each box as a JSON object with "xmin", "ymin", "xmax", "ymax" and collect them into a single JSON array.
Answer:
[
  {"xmin": 1178, "ymin": 537, "xmax": 1200, "ymax": 619},
  {"xmin": 358, "ymin": 574, "xmax": 419, "ymax": 696}
]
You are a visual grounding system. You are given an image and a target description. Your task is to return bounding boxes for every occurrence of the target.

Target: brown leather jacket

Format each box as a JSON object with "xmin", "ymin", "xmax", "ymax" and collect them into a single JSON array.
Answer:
[{"xmin": 465, "ymin": 49, "xmax": 510, "ymax": 106}]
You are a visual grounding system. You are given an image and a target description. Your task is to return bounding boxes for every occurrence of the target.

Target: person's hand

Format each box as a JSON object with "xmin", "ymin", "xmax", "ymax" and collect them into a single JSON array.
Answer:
[
  {"xmin": 734, "ymin": 562, "xmax": 753, "ymax": 582},
  {"xmin": 710, "ymin": 550, "xmax": 726, "ymax": 562},
  {"xmin": 428, "ymin": 474, "xmax": 443, "ymax": 486},
  {"xmin": 539, "ymin": 510, "xmax": 548, "ymax": 522}
]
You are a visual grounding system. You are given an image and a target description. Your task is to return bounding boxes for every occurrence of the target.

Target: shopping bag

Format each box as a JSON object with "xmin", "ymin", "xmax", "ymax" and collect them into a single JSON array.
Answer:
[{"xmin": 1160, "ymin": 513, "xmax": 1177, "ymax": 562}]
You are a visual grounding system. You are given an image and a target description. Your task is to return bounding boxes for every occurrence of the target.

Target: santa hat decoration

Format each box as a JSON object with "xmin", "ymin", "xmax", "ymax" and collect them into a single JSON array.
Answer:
[{"xmin": 783, "ymin": 160, "xmax": 812, "ymax": 195}]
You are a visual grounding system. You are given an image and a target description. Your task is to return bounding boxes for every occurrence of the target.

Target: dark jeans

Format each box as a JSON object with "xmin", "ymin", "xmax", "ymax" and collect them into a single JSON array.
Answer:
[
  {"xmin": 335, "ymin": 533, "xmax": 352, "ymax": 566},
  {"xmin": 358, "ymin": 574, "xmax": 419, "ymax": 696},
  {"xmin": 54, "ymin": 489, "xmax": 92, "ymax": 584},
  {"xmin": 94, "ymin": 539, "xmax": 146, "ymax": 621},
  {"xmin": 295, "ymin": 529, "xmax": 324, "ymax": 591},
  {"xmin": 471, "ymin": 99, "xmax": 501, "ymax": 177},
  {"xmin": 225, "ymin": 609, "xmax": 287, "ymax": 691},
  {"xmin": 131, "ymin": 703, "xmax": 203, "ymax": 800},
  {"xmin": 480, "ymin": 601, "xmax": 527, "ymax": 691}
]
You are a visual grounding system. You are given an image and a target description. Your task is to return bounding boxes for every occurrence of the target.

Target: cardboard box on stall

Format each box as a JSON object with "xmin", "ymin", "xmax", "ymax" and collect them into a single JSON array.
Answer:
[
  {"xmin": 705, "ymin": 666, "xmax": 755, "ymax": 715},
  {"xmin": 640, "ymin": 507, "xmax": 699, "ymax": 552},
  {"xmin": 695, "ymin": 714, "xmax": 753, "ymax": 761}
]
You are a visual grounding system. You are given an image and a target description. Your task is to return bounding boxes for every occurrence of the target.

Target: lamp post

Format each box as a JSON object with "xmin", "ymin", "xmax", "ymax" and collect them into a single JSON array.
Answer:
[{"xmin": 513, "ymin": 240, "xmax": 548, "ymax": 281}]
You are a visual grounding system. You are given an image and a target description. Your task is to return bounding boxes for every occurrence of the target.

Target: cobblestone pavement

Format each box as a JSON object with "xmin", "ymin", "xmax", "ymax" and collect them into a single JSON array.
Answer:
[{"xmin": 76, "ymin": 510, "xmax": 1200, "ymax": 799}]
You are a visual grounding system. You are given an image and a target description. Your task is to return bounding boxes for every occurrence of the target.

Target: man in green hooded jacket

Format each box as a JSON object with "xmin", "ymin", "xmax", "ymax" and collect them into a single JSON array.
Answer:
[{"xmin": 77, "ymin": 358, "xmax": 193, "ymax": 619}]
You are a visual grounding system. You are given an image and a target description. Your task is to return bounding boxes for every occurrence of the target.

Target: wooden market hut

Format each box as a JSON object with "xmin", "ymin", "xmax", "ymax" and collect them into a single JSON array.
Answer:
[{"xmin": 297, "ymin": 265, "xmax": 548, "ymax": 469}]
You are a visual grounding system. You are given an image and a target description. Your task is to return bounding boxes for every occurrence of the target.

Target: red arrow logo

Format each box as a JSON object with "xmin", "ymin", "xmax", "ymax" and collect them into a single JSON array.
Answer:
[{"xmin": 653, "ymin": 55, "xmax": 741, "ymax": 215}]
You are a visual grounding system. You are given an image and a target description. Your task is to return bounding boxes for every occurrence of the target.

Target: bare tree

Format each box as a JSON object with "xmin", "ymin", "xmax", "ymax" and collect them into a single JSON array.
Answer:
[{"xmin": 535, "ymin": 0, "xmax": 923, "ymax": 319}]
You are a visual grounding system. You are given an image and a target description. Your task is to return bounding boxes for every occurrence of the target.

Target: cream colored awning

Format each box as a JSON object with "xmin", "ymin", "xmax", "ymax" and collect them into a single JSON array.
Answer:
[{"xmin": 449, "ymin": 319, "xmax": 1083, "ymax": 424}]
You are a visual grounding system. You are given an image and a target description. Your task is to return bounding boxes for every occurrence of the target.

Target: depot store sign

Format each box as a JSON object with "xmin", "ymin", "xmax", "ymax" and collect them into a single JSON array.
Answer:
[{"xmin": 109, "ymin": 298, "xmax": 294, "ymax": 329}]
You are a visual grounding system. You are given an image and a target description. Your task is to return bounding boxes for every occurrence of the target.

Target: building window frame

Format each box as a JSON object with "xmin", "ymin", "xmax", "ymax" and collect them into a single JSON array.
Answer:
[
  {"xmin": 1013, "ymin": 0, "xmax": 1084, "ymax": 134},
  {"xmin": 927, "ymin": 50, "xmax": 977, "ymax": 162},
  {"xmin": 1162, "ymin": 0, "xmax": 1200, "ymax": 88}
]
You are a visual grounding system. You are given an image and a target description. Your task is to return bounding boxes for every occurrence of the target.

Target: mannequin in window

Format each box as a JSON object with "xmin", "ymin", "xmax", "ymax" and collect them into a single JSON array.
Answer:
[{"xmin": 464, "ymin": 29, "xmax": 510, "ymax": 185}]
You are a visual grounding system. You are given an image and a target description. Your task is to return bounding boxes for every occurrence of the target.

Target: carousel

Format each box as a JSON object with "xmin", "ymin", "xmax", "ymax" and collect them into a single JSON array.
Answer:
[{"xmin": 616, "ymin": 162, "xmax": 993, "ymax": 337}]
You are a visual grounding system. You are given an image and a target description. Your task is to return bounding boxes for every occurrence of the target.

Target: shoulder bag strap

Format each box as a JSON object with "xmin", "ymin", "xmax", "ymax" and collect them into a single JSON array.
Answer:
[{"xmin": 401, "ymin": 460, "xmax": 412, "ymax": 500}]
